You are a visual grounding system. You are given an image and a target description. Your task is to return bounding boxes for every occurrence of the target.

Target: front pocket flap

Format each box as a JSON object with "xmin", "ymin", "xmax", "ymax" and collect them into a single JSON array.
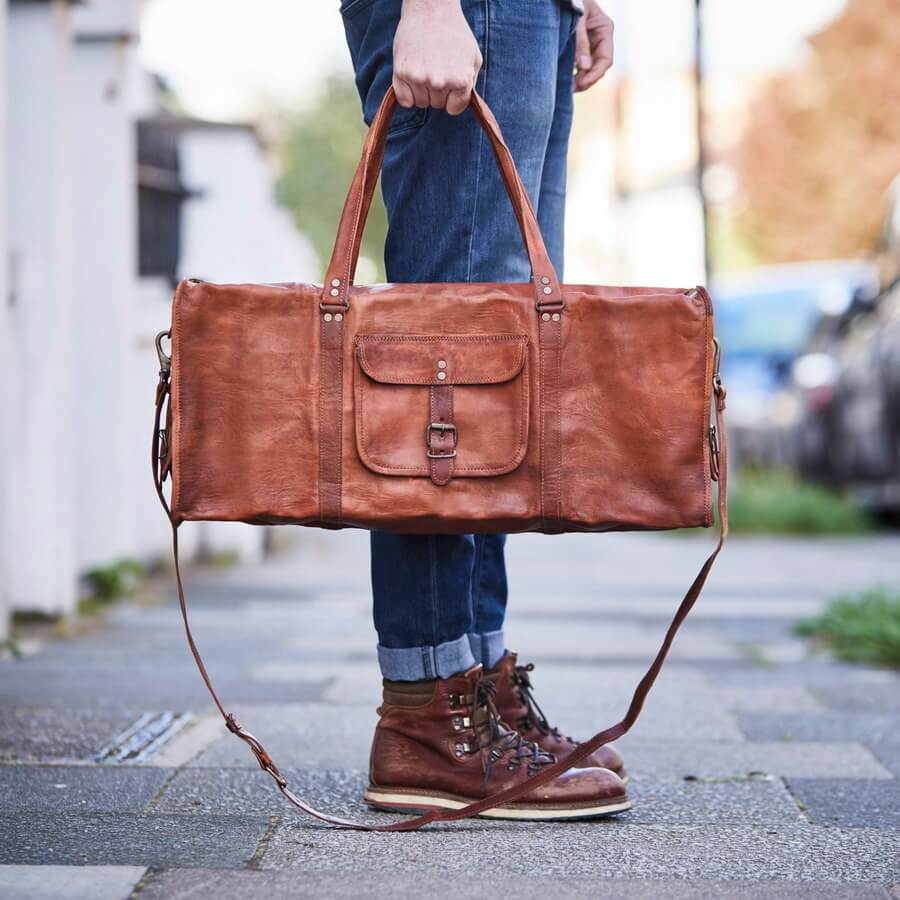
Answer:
[{"xmin": 356, "ymin": 334, "xmax": 528, "ymax": 385}]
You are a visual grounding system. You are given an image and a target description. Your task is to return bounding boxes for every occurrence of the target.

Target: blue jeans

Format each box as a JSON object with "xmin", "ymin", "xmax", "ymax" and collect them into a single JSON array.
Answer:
[{"xmin": 341, "ymin": 0, "xmax": 578, "ymax": 680}]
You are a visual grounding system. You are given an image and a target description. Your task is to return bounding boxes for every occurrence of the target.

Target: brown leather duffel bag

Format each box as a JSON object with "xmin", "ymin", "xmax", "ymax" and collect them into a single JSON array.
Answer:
[{"xmin": 152, "ymin": 88, "xmax": 728, "ymax": 831}]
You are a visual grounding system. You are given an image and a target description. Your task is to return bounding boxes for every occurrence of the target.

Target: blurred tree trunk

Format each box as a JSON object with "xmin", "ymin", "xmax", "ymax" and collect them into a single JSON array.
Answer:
[{"xmin": 736, "ymin": 0, "xmax": 900, "ymax": 263}]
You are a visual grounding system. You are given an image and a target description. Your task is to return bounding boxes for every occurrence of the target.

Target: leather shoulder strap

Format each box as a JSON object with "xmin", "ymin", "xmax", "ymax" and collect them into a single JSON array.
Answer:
[{"xmin": 152, "ymin": 358, "xmax": 728, "ymax": 832}]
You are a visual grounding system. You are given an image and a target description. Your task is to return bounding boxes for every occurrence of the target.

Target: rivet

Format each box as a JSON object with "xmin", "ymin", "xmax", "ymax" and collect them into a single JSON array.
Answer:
[
  {"xmin": 323, "ymin": 313, "xmax": 333, "ymax": 322},
  {"xmin": 334, "ymin": 313, "xmax": 343, "ymax": 322},
  {"xmin": 540, "ymin": 275, "xmax": 551, "ymax": 285},
  {"xmin": 330, "ymin": 287, "xmax": 340, "ymax": 297},
  {"xmin": 437, "ymin": 360, "xmax": 447, "ymax": 369},
  {"xmin": 330, "ymin": 278, "xmax": 341, "ymax": 287},
  {"xmin": 437, "ymin": 371, "xmax": 447, "ymax": 380},
  {"xmin": 543, "ymin": 286, "xmax": 553, "ymax": 295},
  {"xmin": 541, "ymin": 312, "xmax": 551, "ymax": 321},
  {"xmin": 552, "ymin": 313, "xmax": 561, "ymax": 322}
]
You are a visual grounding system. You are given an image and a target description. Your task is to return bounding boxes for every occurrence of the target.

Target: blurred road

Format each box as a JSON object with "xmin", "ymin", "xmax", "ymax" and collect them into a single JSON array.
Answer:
[{"xmin": 2, "ymin": 529, "xmax": 900, "ymax": 898}]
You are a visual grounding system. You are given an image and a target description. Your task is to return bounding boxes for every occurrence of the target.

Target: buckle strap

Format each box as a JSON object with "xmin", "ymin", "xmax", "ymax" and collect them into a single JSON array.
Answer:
[
  {"xmin": 427, "ymin": 385, "xmax": 456, "ymax": 486},
  {"xmin": 152, "ymin": 347, "xmax": 729, "ymax": 832}
]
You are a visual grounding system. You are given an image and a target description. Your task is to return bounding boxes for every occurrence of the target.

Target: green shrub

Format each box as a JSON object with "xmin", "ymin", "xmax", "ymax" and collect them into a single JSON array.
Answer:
[
  {"xmin": 797, "ymin": 586, "xmax": 900, "ymax": 667},
  {"xmin": 725, "ymin": 469, "xmax": 872, "ymax": 535},
  {"xmin": 84, "ymin": 558, "xmax": 144, "ymax": 604}
]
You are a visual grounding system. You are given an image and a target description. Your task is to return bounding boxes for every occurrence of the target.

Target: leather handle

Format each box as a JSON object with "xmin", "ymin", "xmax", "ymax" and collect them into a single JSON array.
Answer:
[{"xmin": 321, "ymin": 88, "xmax": 563, "ymax": 312}]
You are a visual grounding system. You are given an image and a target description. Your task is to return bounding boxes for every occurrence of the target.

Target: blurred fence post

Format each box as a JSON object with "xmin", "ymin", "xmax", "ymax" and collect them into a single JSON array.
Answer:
[
  {"xmin": 6, "ymin": 0, "xmax": 78, "ymax": 617},
  {"xmin": 694, "ymin": 0, "xmax": 711, "ymax": 282},
  {"xmin": 1, "ymin": 0, "xmax": 9, "ymax": 641},
  {"xmin": 70, "ymin": 2, "xmax": 140, "ymax": 573}
]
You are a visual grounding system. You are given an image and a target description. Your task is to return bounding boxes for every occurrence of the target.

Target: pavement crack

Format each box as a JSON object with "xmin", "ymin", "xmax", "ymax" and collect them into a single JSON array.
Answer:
[
  {"xmin": 143, "ymin": 766, "xmax": 182, "ymax": 814},
  {"xmin": 249, "ymin": 814, "xmax": 282, "ymax": 869},
  {"xmin": 127, "ymin": 866, "xmax": 162, "ymax": 898},
  {"xmin": 782, "ymin": 776, "xmax": 816, "ymax": 824}
]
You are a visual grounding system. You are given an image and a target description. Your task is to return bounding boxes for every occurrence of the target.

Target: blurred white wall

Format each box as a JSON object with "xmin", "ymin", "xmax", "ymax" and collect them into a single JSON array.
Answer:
[
  {"xmin": 2, "ymin": 0, "xmax": 317, "ymax": 625},
  {"xmin": 7, "ymin": 0, "xmax": 77, "ymax": 616},
  {"xmin": 70, "ymin": 3, "xmax": 139, "ymax": 570},
  {"xmin": 178, "ymin": 124, "xmax": 318, "ymax": 285},
  {"xmin": 0, "ymin": 0, "xmax": 8, "ymax": 639}
]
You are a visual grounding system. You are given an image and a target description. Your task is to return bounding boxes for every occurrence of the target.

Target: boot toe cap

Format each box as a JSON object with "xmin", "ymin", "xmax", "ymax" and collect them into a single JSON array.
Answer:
[{"xmin": 523, "ymin": 766, "xmax": 628, "ymax": 805}]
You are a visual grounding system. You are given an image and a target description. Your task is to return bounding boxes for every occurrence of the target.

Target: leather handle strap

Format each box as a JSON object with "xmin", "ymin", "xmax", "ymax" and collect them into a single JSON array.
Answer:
[
  {"xmin": 152, "ymin": 366, "xmax": 728, "ymax": 832},
  {"xmin": 321, "ymin": 88, "xmax": 562, "ymax": 311}
]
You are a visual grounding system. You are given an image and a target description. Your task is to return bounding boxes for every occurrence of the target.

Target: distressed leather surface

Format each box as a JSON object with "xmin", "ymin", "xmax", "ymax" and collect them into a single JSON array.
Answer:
[
  {"xmin": 167, "ymin": 87, "xmax": 715, "ymax": 535},
  {"xmin": 169, "ymin": 278, "xmax": 713, "ymax": 533},
  {"xmin": 356, "ymin": 332, "xmax": 529, "ymax": 481}
]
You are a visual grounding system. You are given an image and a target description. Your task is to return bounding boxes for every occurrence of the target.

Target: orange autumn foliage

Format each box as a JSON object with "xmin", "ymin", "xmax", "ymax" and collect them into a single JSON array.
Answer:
[{"xmin": 736, "ymin": 0, "xmax": 900, "ymax": 263}]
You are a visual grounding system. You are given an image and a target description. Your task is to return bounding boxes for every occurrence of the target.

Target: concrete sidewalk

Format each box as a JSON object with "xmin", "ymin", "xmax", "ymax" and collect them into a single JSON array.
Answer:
[{"xmin": 2, "ymin": 529, "xmax": 900, "ymax": 898}]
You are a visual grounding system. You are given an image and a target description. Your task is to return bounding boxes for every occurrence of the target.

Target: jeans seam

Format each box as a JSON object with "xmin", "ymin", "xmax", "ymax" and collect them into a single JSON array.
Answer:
[
  {"xmin": 428, "ymin": 534, "xmax": 438, "ymax": 650},
  {"xmin": 471, "ymin": 537, "xmax": 484, "ymax": 632},
  {"xmin": 465, "ymin": 0, "xmax": 490, "ymax": 282}
]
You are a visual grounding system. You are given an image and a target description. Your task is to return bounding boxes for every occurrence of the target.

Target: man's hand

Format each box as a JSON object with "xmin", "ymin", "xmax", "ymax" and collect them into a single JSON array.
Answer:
[
  {"xmin": 574, "ymin": 1, "xmax": 614, "ymax": 92},
  {"xmin": 393, "ymin": 0, "xmax": 482, "ymax": 115}
]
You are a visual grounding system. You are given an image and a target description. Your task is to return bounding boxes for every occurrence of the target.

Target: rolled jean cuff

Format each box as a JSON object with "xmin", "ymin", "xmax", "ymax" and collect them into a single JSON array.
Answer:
[
  {"xmin": 467, "ymin": 629, "xmax": 506, "ymax": 670},
  {"xmin": 376, "ymin": 634, "xmax": 477, "ymax": 681}
]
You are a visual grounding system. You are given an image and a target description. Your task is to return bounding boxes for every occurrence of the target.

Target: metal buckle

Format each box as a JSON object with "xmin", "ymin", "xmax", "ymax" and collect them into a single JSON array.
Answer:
[
  {"xmin": 712, "ymin": 337, "xmax": 724, "ymax": 396},
  {"xmin": 425, "ymin": 422, "xmax": 458, "ymax": 459},
  {"xmin": 155, "ymin": 330, "xmax": 172, "ymax": 374}
]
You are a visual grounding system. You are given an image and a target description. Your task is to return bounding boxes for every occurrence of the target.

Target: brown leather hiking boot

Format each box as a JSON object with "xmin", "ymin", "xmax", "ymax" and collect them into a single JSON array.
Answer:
[
  {"xmin": 364, "ymin": 666, "xmax": 630, "ymax": 820},
  {"xmin": 487, "ymin": 652, "xmax": 628, "ymax": 783}
]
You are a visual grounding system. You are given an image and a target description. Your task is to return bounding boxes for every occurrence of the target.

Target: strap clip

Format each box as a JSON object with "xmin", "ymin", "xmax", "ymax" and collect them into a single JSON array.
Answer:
[{"xmin": 155, "ymin": 330, "xmax": 172, "ymax": 375}]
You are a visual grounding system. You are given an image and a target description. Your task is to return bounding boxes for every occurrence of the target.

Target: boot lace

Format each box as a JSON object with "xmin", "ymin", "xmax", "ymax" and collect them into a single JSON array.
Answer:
[
  {"xmin": 511, "ymin": 662, "xmax": 575, "ymax": 744},
  {"xmin": 469, "ymin": 678, "xmax": 556, "ymax": 787}
]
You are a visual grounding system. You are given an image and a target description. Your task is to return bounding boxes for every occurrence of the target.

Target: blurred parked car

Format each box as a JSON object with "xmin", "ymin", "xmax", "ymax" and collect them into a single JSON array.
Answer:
[
  {"xmin": 791, "ymin": 175, "xmax": 900, "ymax": 516},
  {"xmin": 711, "ymin": 260, "xmax": 878, "ymax": 466}
]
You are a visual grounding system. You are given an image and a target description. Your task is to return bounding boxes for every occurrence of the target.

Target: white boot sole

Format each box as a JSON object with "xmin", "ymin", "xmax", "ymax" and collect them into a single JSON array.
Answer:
[{"xmin": 364, "ymin": 788, "xmax": 632, "ymax": 820}]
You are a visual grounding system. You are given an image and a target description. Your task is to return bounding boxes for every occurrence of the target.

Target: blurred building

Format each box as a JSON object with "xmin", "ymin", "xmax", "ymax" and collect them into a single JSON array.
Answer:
[
  {"xmin": 566, "ymin": 0, "xmax": 707, "ymax": 287},
  {"xmin": 2, "ymin": 0, "xmax": 316, "ymax": 629}
]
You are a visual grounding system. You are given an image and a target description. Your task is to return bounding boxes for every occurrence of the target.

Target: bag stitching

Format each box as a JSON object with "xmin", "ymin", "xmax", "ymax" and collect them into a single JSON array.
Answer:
[
  {"xmin": 355, "ymin": 360, "xmax": 529, "ymax": 475},
  {"xmin": 356, "ymin": 334, "xmax": 528, "ymax": 385}
]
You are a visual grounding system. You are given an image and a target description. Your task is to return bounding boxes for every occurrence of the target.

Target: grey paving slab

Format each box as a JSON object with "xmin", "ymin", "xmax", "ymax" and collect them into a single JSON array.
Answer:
[
  {"xmin": 738, "ymin": 712, "xmax": 900, "ymax": 745},
  {"xmin": 4, "ymin": 527, "xmax": 900, "ymax": 886},
  {"xmin": 0, "ymin": 812, "xmax": 268, "ymax": 867},
  {"xmin": 692, "ymin": 661, "xmax": 896, "ymax": 689},
  {"xmin": 261, "ymin": 822, "xmax": 900, "ymax": 882},
  {"xmin": 0, "ymin": 707, "xmax": 139, "ymax": 763},
  {"xmin": 505, "ymin": 618, "xmax": 742, "ymax": 662},
  {"xmin": 0, "ymin": 661, "xmax": 326, "ymax": 709},
  {"xmin": 517, "ymin": 611, "xmax": 799, "ymax": 646},
  {"xmin": 0, "ymin": 765, "xmax": 172, "ymax": 813},
  {"xmin": 152, "ymin": 768, "xmax": 366, "ymax": 818},
  {"xmin": 137, "ymin": 869, "xmax": 896, "ymax": 900},
  {"xmin": 786, "ymin": 779, "xmax": 900, "ymax": 828},
  {"xmin": 615, "ymin": 741, "xmax": 893, "ymax": 780},
  {"xmin": 0, "ymin": 865, "xmax": 146, "ymax": 900},
  {"xmin": 626, "ymin": 776, "xmax": 804, "ymax": 825},
  {"xmin": 151, "ymin": 767, "xmax": 802, "ymax": 826},
  {"xmin": 189, "ymin": 704, "xmax": 378, "ymax": 770},
  {"xmin": 813, "ymin": 683, "xmax": 900, "ymax": 713},
  {"xmin": 870, "ymin": 742, "xmax": 900, "ymax": 778},
  {"xmin": 715, "ymin": 686, "xmax": 824, "ymax": 713}
]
